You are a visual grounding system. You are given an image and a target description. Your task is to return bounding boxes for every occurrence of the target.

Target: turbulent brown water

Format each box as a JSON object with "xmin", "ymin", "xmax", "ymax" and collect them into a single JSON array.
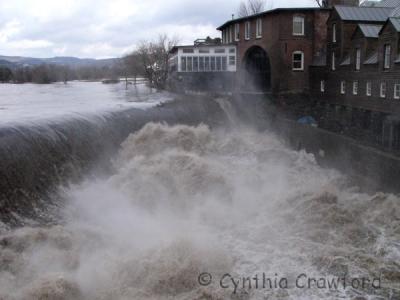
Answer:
[{"xmin": 0, "ymin": 120, "xmax": 399, "ymax": 300}]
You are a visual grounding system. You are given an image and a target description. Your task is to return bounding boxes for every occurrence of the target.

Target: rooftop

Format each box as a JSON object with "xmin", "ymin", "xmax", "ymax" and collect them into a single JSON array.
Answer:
[
  {"xmin": 389, "ymin": 17, "xmax": 400, "ymax": 30},
  {"xmin": 217, "ymin": 7, "xmax": 326, "ymax": 30},
  {"xmin": 364, "ymin": 51, "xmax": 379, "ymax": 64},
  {"xmin": 335, "ymin": 5, "xmax": 393, "ymax": 22},
  {"xmin": 374, "ymin": 0, "xmax": 400, "ymax": 7},
  {"xmin": 358, "ymin": 23, "xmax": 383, "ymax": 37}
]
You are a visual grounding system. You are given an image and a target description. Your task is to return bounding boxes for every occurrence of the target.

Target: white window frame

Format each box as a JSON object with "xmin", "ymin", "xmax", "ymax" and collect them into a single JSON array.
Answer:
[
  {"xmin": 292, "ymin": 51, "xmax": 304, "ymax": 71},
  {"xmin": 380, "ymin": 82, "xmax": 386, "ymax": 98},
  {"xmin": 341, "ymin": 81, "xmax": 346, "ymax": 94},
  {"xmin": 355, "ymin": 48, "xmax": 361, "ymax": 71},
  {"xmin": 366, "ymin": 81, "xmax": 372, "ymax": 96},
  {"xmin": 332, "ymin": 23, "xmax": 337, "ymax": 43},
  {"xmin": 245, "ymin": 21, "xmax": 251, "ymax": 40},
  {"xmin": 353, "ymin": 81, "xmax": 358, "ymax": 95},
  {"xmin": 394, "ymin": 84, "xmax": 400, "ymax": 99},
  {"xmin": 256, "ymin": 18, "xmax": 262, "ymax": 38},
  {"xmin": 320, "ymin": 80, "xmax": 325, "ymax": 92},
  {"xmin": 332, "ymin": 52, "xmax": 336, "ymax": 71},
  {"xmin": 384, "ymin": 44, "xmax": 391, "ymax": 69},
  {"xmin": 293, "ymin": 16, "xmax": 305, "ymax": 36},
  {"xmin": 235, "ymin": 23, "xmax": 240, "ymax": 41}
]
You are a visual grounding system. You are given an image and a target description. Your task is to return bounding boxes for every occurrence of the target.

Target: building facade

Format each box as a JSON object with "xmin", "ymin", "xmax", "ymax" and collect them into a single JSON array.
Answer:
[
  {"xmin": 310, "ymin": 1, "xmax": 400, "ymax": 151},
  {"xmin": 168, "ymin": 38, "xmax": 237, "ymax": 92},
  {"xmin": 168, "ymin": 0, "xmax": 400, "ymax": 151},
  {"xmin": 217, "ymin": 7, "xmax": 331, "ymax": 94}
]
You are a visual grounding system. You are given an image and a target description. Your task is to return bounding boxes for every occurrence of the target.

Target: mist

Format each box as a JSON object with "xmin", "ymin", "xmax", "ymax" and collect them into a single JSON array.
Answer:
[{"xmin": 0, "ymin": 106, "xmax": 398, "ymax": 299}]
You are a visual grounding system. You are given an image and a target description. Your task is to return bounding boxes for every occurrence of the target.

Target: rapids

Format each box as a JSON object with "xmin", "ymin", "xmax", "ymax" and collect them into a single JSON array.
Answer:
[{"xmin": 0, "ymin": 118, "xmax": 399, "ymax": 299}]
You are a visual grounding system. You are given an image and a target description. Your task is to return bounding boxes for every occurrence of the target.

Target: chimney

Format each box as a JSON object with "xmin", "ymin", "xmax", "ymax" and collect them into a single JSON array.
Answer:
[{"xmin": 323, "ymin": 0, "xmax": 359, "ymax": 7}]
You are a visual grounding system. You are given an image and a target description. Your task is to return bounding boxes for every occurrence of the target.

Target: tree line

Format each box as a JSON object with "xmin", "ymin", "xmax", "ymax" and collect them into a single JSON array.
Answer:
[
  {"xmin": 0, "ymin": 34, "xmax": 177, "ymax": 89},
  {"xmin": 0, "ymin": 64, "xmax": 122, "ymax": 84}
]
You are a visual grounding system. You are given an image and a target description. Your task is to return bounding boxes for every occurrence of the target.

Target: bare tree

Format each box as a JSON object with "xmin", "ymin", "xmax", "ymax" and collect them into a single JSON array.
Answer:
[
  {"xmin": 125, "ymin": 34, "xmax": 178, "ymax": 89},
  {"xmin": 237, "ymin": 0, "xmax": 269, "ymax": 17}
]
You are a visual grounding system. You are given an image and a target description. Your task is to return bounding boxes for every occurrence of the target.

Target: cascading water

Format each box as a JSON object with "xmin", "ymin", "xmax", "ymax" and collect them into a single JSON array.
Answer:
[{"xmin": 0, "ymin": 91, "xmax": 399, "ymax": 299}]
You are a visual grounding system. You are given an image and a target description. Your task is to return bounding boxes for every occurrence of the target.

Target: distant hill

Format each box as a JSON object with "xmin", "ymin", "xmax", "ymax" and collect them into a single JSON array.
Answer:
[
  {"xmin": 0, "ymin": 59, "xmax": 16, "ymax": 69},
  {"xmin": 0, "ymin": 55, "xmax": 119, "ymax": 68}
]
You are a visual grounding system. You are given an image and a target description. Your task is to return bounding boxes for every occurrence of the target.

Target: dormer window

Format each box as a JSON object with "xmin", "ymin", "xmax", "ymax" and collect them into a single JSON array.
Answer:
[
  {"xmin": 332, "ymin": 23, "xmax": 337, "ymax": 43},
  {"xmin": 293, "ymin": 16, "xmax": 305, "ymax": 36},
  {"xmin": 245, "ymin": 21, "xmax": 251, "ymax": 40},
  {"xmin": 384, "ymin": 44, "xmax": 391, "ymax": 69},
  {"xmin": 355, "ymin": 48, "xmax": 361, "ymax": 71}
]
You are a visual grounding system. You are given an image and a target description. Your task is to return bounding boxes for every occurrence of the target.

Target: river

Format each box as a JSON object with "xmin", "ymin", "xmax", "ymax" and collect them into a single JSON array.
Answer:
[{"xmin": 0, "ymin": 83, "xmax": 399, "ymax": 300}]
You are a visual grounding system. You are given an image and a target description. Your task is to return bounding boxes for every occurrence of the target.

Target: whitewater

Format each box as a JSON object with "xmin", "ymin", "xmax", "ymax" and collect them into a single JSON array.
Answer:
[{"xmin": 0, "ymin": 86, "xmax": 399, "ymax": 299}]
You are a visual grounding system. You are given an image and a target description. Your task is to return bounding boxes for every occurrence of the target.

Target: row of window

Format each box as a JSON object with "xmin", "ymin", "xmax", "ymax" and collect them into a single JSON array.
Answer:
[
  {"xmin": 179, "ymin": 52, "xmax": 304, "ymax": 72},
  {"xmin": 182, "ymin": 48, "xmax": 235, "ymax": 54},
  {"xmin": 332, "ymin": 24, "xmax": 393, "ymax": 70},
  {"xmin": 222, "ymin": 16, "xmax": 305, "ymax": 43},
  {"xmin": 320, "ymin": 80, "xmax": 400, "ymax": 99},
  {"xmin": 331, "ymin": 44, "xmax": 394, "ymax": 71},
  {"xmin": 180, "ymin": 56, "xmax": 236, "ymax": 72}
]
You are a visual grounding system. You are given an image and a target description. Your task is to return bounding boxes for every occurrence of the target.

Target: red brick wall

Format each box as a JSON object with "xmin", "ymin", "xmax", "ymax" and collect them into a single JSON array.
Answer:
[{"xmin": 227, "ymin": 9, "xmax": 329, "ymax": 95}]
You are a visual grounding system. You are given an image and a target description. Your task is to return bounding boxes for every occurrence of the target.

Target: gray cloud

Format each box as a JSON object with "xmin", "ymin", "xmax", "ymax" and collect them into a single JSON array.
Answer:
[{"xmin": 0, "ymin": 0, "xmax": 317, "ymax": 59}]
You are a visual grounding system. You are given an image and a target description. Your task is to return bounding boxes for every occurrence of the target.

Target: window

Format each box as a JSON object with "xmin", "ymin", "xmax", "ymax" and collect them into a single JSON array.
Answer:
[
  {"xmin": 384, "ymin": 44, "xmax": 391, "ymax": 69},
  {"xmin": 199, "ymin": 57, "xmax": 205, "ymax": 71},
  {"xmin": 229, "ymin": 48, "xmax": 235, "ymax": 53},
  {"xmin": 366, "ymin": 81, "xmax": 372, "ymax": 96},
  {"xmin": 199, "ymin": 49, "xmax": 209, "ymax": 53},
  {"xmin": 183, "ymin": 48, "xmax": 194, "ymax": 53},
  {"xmin": 229, "ymin": 26, "xmax": 233, "ymax": 43},
  {"xmin": 332, "ymin": 23, "xmax": 337, "ymax": 43},
  {"xmin": 332, "ymin": 52, "xmax": 336, "ymax": 71},
  {"xmin": 187, "ymin": 57, "xmax": 193, "ymax": 71},
  {"xmin": 341, "ymin": 81, "xmax": 346, "ymax": 94},
  {"xmin": 292, "ymin": 51, "xmax": 304, "ymax": 71},
  {"xmin": 216, "ymin": 56, "xmax": 222, "ymax": 71},
  {"xmin": 205, "ymin": 57, "xmax": 210, "ymax": 71},
  {"xmin": 181, "ymin": 57, "xmax": 186, "ymax": 72},
  {"xmin": 215, "ymin": 49, "xmax": 225, "ymax": 53},
  {"xmin": 229, "ymin": 56, "xmax": 236, "ymax": 66},
  {"xmin": 321, "ymin": 80, "xmax": 325, "ymax": 92},
  {"xmin": 380, "ymin": 82, "xmax": 386, "ymax": 98},
  {"xmin": 210, "ymin": 56, "xmax": 216, "ymax": 71},
  {"xmin": 293, "ymin": 16, "xmax": 305, "ymax": 36},
  {"xmin": 395, "ymin": 84, "xmax": 400, "ymax": 99},
  {"xmin": 256, "ymin": 18, "xmax": 262, "ymax": 38},
  {"xmin": 355, "ymin": 48, "xmax": 361, "ymax": 71},
  {"xmin": 235, "ymin": 23, "xmax": 240, "ymax": 41},
  {"xmin": 193, "ymin": 57, "xmax": 198, "ymax": 72},
  {"xmin": 353, "ymin": 81, "xmax": 358, "ymax": 95},
  {"xmin": 245, "ymin": 21, "xmax": 251, "ymax": 40},
  {"xmin": 222, "ymin": 57, "xmax": 227, "ymax": 71}
]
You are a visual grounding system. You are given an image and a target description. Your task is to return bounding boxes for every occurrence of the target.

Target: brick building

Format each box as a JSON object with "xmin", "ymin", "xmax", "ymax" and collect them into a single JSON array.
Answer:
[
  {"xmin": 217, "ymin": 5, "xmax": 332, "ymax": 94},
  {"xmin": 168, "ymin": 0, "xmax": 400, "ymax": 152},
  {"xmin": 310, "ymin": 0, "xmax": 400, "ymax": 151}
]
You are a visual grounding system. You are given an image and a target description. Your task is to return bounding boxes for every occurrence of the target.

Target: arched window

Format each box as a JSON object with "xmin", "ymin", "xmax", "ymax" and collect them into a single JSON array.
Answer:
[{"xmin": 292, "ymin": 51, "xmax": 304, "ymax": 71}]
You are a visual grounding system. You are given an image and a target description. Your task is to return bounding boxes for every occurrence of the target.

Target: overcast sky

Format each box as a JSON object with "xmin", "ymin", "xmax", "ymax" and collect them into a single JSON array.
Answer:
[{"xmin": 0, "ymin": 0, "xmax": 317, "ymax": 59}]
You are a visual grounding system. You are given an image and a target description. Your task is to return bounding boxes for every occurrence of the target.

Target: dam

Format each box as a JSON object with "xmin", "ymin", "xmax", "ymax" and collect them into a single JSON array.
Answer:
[{"xmin": 0, "ymin": 82, "xmax": 399, "ymax": 300}]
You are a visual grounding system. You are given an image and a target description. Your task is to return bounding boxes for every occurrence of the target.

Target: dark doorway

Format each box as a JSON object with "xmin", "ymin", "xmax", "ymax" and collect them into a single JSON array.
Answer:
[{"xmin": 243, "ymin": 46, "xmax": 271, "ymax": 92}]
